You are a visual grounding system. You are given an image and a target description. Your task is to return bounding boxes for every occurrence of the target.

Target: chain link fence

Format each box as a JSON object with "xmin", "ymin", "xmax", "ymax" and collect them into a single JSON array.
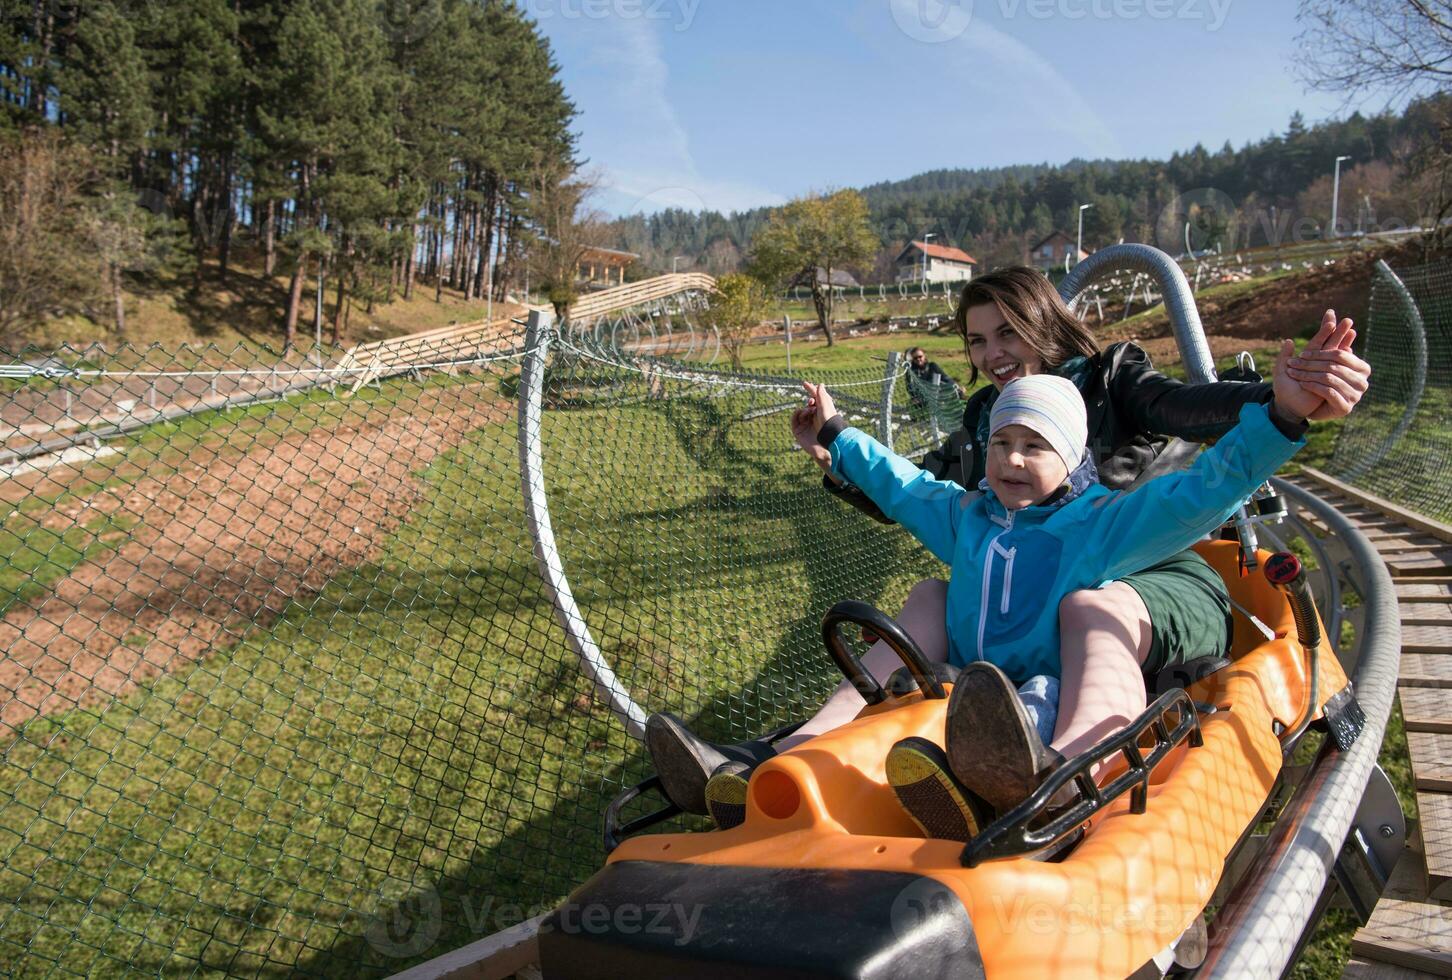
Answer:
[
  {"xmin": 0, "ymin": 318, "xmax": 949, "ymax": 976},
  {"xmin": 1323, "ymin": 257, "xmax": 1452, "ymax": 522}
]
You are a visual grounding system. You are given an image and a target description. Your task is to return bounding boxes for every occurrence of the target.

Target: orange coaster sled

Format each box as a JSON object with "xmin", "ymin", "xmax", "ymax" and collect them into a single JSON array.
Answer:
[{"xmin": 538, "ymin": 541, "xmax": 1363, "ymax": 979}]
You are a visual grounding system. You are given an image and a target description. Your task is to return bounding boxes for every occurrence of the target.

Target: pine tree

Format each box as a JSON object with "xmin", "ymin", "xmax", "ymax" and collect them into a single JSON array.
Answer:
[
  {"xmin": 0, "ymin": 0, "xmax": 580, "ymax": 346},
  {"xmin": 54, "ymin": 0, "xmax": 150, "ymax": 170}
]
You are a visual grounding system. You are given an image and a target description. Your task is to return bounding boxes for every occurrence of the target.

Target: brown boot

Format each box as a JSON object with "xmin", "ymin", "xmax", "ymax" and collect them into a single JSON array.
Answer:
[
  {"xmin": 644, "ymin": 712, "xmax": 775, "ymax": 815},
  {"xmin": 944, "ymin": 662, "xmax": 1063, "ymax": 813}
]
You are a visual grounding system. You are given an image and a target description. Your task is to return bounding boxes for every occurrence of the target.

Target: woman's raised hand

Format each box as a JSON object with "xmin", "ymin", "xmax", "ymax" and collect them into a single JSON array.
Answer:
[
  {"xmin": 791, "ymin": 381, "xmax": 838, "ymax": 472},
  {"xmin": 1272, "ymin": 310, "xmax": 1370, "ymax": 422}
]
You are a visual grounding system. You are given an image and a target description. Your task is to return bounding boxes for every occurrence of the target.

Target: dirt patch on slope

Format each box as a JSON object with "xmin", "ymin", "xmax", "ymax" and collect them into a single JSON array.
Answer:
[
  {"xmin": 0, "ymin": 382, "xmax": 508, "ymax": 738},
  {"xmin": 1098, "ymin": 251, "xmax": 1381, "ymax": 351}
]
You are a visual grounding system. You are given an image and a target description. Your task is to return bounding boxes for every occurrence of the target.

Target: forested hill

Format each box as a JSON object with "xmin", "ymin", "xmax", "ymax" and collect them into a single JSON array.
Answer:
[
  {"xmin": 1, "ymin": 0, "xmax": 576, "ymax": 349},
  {"xmin": 857, "ymin": 159, "xmax": 1105, "ymax": 200},
  {"xmin": 608, "ymin": 98, "xmax": 1450, "ymax": 279}
]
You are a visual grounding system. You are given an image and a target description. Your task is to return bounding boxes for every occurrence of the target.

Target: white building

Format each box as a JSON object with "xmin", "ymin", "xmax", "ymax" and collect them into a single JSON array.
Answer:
[{"xmin": 895, "ymin": 240, "xmax": 977, "ymax": 284}]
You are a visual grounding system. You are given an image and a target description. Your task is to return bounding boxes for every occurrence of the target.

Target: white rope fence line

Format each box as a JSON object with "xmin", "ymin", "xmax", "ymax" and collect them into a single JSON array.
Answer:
[
  {"xmin": 0, "ymin": 331, "xmax": 898, "ymax": 393},
  {"xmin": 0, "ymin": 345, "xmax": 540, "ymax": 382},
  {"xmin": 554, "ymin": 336, "xmax": 909, "ymax": 391}
]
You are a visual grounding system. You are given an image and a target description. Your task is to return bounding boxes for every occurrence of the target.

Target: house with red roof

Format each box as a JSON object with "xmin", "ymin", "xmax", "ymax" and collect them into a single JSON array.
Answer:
[{"xmin": 894, "ymin": 240, "xmax": 977, "ymax": 284}]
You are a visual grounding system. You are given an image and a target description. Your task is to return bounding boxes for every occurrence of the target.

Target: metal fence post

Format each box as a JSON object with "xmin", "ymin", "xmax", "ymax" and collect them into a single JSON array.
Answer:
[
  {"xmin": 517, "ymin": 309, "xmax": 648, "ymax": 739},
  {"xmin": 930, "ymin": 377, "xmax": 942, "ymax": 445},
  {"xmin": 879, "ymin": 351, "xmax": 900, "ymax": 450}
]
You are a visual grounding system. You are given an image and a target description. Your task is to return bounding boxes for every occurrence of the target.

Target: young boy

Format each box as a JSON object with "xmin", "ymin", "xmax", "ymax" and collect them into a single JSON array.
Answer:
[{"xmin": 811, "ymin": 372, "xmax": 1310, "ymax": 838}]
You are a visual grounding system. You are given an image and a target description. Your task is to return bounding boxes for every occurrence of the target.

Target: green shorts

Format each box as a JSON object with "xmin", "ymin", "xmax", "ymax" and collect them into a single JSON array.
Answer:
[{"xmin": 1121, "ymin": 549, "xmax": 1233, "ymax": 677}]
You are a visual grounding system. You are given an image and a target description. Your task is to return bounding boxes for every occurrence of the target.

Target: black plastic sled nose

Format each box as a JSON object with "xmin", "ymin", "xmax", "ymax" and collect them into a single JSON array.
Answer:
[{"xmin": 538, "ymin": 859, "xmax": 985, "ymax": 979}]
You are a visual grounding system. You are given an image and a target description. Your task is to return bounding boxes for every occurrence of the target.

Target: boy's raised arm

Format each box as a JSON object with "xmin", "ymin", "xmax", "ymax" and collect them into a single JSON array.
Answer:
[
  {"xmin": 1085, "ymin": 400, "xmax": 1306, "ymax": 584},
  {"xmin": 796, "ymin": 382, "xmax": 967, "ymax": 564},
  {"xmin": 826, "ymin": 426, "xmax": 967, "ymax": 564},
  {"xmin": 1084, "ymin": 318, "xmax": 1364, "ymax": 584}
]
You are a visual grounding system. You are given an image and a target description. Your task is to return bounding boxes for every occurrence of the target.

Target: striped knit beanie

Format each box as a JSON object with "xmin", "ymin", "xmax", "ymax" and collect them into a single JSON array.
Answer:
[{"xmin": 988, "ymin": 374, "xmax": 1087, "ymax": 470}]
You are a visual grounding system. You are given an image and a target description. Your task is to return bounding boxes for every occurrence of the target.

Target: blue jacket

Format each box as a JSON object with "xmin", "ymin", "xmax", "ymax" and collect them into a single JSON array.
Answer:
[{"xmin": 827, "ymin": 402, "xmax": 1304, "ymax": 681}]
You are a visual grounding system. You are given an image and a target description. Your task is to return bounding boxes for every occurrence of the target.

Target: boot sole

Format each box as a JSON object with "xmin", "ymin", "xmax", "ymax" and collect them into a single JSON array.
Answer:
[
  {"xmin": 887, "ymin": 737, "xmax": 988, "ymax": 842},
  {"xmin": 945, "ymin": 663, "xmax": 1052, "ymax": 813},
  {"xmin": 705, "ymin": 767, "xmax": 751, "ymax": 830},
  {"xmin": 645, "ymin": 714, "xmax": 724, "ymax": 815}
]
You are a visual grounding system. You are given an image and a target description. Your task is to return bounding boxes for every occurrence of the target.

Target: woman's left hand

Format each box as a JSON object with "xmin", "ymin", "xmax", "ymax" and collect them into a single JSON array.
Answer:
[{"xmin": 1272, "ymin": 309, "xmax": 1371, "ymax": 421}]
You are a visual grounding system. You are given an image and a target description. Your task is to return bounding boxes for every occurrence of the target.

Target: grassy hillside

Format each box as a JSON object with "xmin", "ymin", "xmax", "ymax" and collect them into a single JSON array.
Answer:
[{"xmin": 19, "ymin": 253, "xmax": 512, "ymax": 354}]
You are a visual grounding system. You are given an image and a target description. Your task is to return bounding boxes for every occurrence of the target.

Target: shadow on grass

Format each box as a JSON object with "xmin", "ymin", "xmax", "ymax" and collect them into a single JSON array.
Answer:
[
  {"xmin": 0, "ymin": 385, "xmax": 934, "ymax": 978},
  {"xmin": 306, "ymin": 395, "xmax": 934, "ymax": 976}
]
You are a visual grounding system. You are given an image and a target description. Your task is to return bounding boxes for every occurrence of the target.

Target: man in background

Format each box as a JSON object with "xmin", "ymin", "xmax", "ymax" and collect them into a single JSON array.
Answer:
[{"xmin": 906, "ymin": 347, "xmax": 964, "ymax": 405}]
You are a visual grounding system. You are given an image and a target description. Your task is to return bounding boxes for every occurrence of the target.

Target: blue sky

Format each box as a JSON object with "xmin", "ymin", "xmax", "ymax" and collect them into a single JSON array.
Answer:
[{"xmin": 524, "ymin": 0, "xmax": 1401, "ymax": 216}]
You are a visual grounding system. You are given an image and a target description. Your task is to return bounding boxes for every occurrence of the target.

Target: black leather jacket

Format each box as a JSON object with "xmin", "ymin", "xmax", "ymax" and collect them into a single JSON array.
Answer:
[{"xmin": 827, "ymin": 341, "xmax": 1273, "ymax": 521}]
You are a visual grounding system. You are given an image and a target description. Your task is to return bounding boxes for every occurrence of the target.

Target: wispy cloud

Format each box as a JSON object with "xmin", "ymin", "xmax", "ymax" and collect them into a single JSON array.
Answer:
[
  {"xmin": 879, "ymin": 0, "xmax": 1124, "ymax": 159},
  {"xmin": 560, "ymin": 15, "xmax": 784, "ymax": 215}
]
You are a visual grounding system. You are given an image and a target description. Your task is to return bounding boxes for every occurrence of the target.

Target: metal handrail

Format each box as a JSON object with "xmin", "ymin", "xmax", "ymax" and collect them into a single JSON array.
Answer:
[
  {"xmin": 1057, "ymin": 243, "xmax": 1216, "ymax": 384},
  {"xmin": 1200, "ymin": 478, "xmax": 1400, "ymax": 977},
  {"xmin": 517, "ymin": 310, "xmax": 649, "ymax": 738}
]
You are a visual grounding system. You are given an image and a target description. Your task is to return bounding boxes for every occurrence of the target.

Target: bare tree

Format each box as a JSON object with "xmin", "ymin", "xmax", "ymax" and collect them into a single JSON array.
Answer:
[
  {"xmin": 0, "ymin": 132, "xmax": 103, "ymax": 346},
  {"xmin": 1296, "ymin": 1, "xmax": 1452, "ymax": 99},
  {"xmin": 526, "ymin": 164, "xmax": 610, "ymax": 320},
  {"xmin": 1297, "ymin": 2, "xmax": 1452, "ymax": 235}
]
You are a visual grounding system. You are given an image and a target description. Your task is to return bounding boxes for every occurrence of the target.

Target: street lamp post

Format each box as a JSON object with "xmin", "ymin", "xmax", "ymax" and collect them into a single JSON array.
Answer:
[
  {"xmin": 486, "ymin": 240, "xmax": 494, "ymax": 323},
  {"xmin": 1076, "ymin": 204, "xmax": 1093, "ymax": 266},
  {"xmin": 672, "ymin": 255, "xmax": 687, "ymax": 274},
  {"xmin": 921, "ymin": 233, "xmax": 935, "ymax": 283},
  {"xmin": 1331, "ymin": 155, "xmax": 1351, "ymax": 238}
]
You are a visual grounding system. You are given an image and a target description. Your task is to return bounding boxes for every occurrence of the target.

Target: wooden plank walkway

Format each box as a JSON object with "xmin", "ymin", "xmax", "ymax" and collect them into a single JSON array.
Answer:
[{"xmin": 1293, "ymin": 470, "xmax": 1452, "ymax": 979}]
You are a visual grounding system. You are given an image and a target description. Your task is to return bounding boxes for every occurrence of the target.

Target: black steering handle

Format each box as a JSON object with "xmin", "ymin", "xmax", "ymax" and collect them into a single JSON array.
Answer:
[{"xmin": 821, "ymin": 600, "xmax": 946, "ymax": 705}]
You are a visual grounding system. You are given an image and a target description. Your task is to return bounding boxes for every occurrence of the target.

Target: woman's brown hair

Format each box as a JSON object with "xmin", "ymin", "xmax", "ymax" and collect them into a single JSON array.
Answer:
[{"xmin": 951, "ymin": 266, "xmax": 1100, "ymax": 385}]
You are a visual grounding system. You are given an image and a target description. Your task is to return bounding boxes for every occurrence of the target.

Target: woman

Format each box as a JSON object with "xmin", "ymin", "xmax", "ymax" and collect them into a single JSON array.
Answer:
[
  {"xmin": 647, "ymin": 267, "xmax": 1369, "ymax": 830},
  {"xmin": 815, "ymin": 267, "xmax": 1367, "ymax": 767}
]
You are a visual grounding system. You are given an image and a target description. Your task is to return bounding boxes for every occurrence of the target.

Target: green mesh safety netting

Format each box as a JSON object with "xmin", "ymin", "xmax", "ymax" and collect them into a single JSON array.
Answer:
[
  {"xmin": 1324, "ymin": 257, "xmax": 1452, "ymax": 523},
  {"xmin": 0, "ymin": 319, "xmax": 952, "ymax": 976}
]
